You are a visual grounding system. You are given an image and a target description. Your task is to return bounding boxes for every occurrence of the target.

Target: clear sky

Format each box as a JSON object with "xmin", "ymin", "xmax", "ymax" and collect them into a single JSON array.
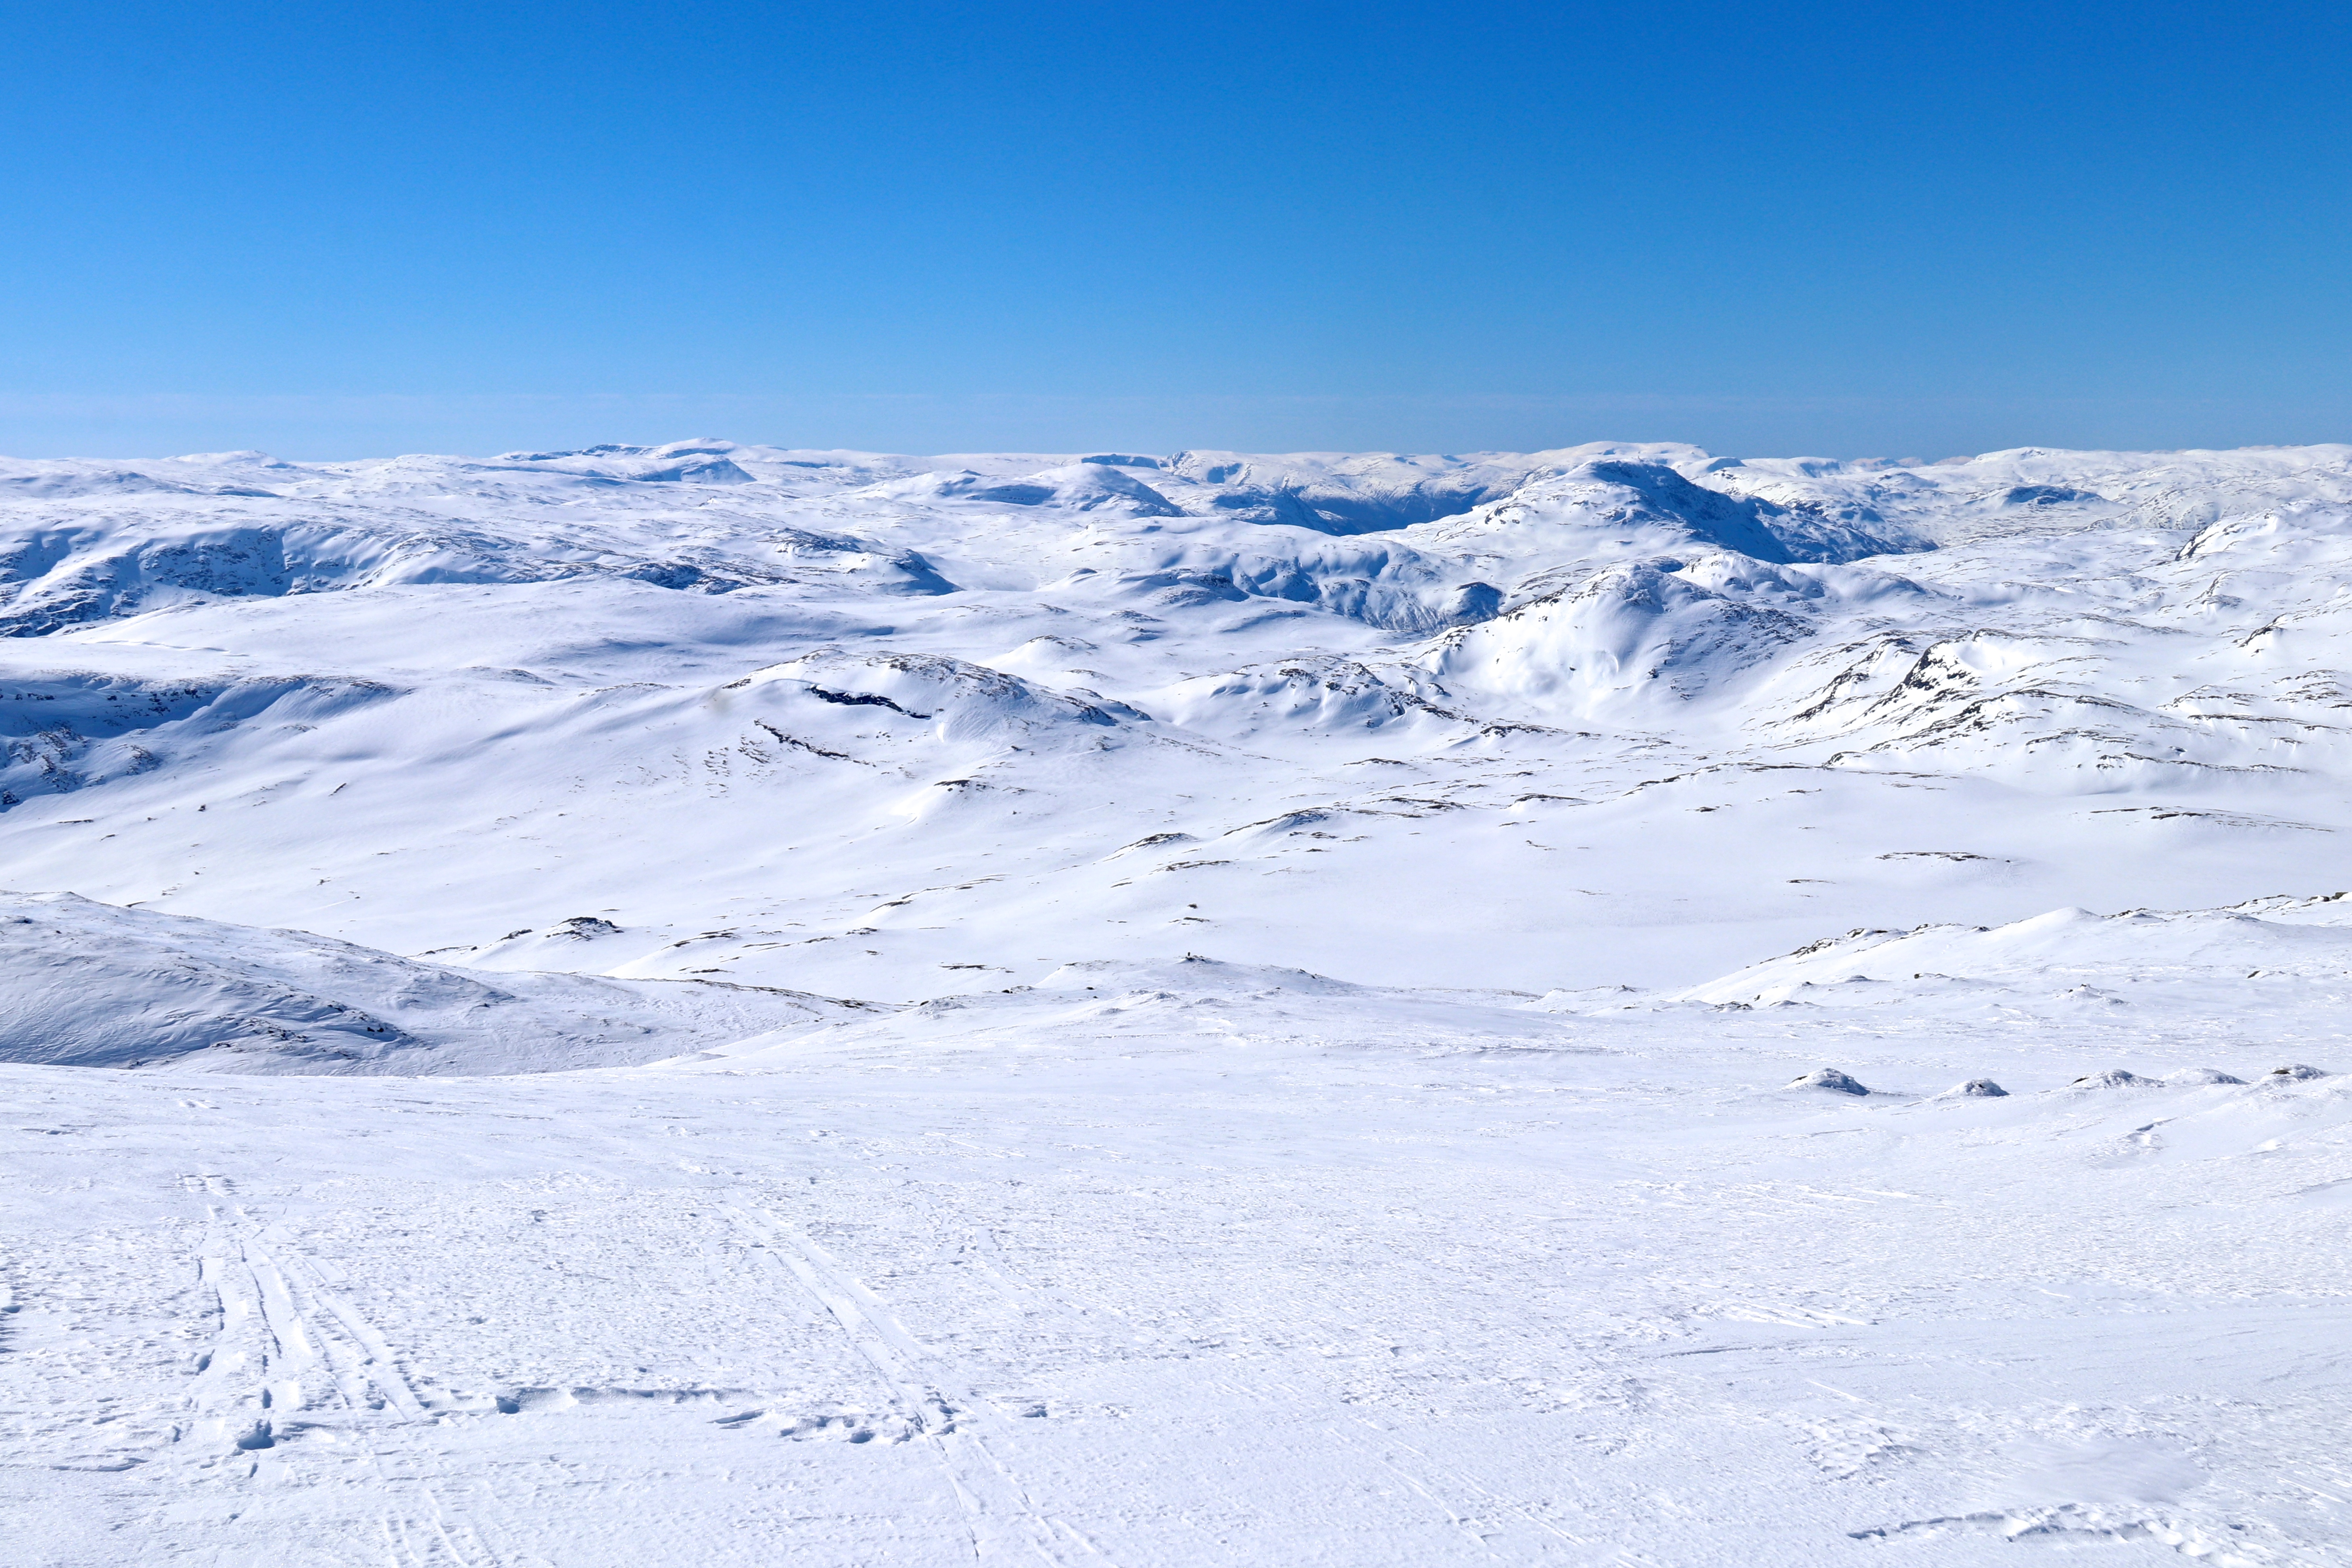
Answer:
[{"xmin": 2, "ymin": 0, "xmax": 2346, "ymax": 459}]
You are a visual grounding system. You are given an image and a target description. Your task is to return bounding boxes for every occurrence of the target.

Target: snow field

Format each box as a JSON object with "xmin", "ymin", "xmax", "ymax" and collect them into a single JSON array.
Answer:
[{"xmin": 5, "ymin": 438, "xmax": 2352, "ymax": 1561}]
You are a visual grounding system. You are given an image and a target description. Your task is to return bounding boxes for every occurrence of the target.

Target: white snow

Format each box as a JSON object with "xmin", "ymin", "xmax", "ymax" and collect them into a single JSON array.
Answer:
[{"xmin": 4, "ymin": 438, "xmax": 2351, "ymax": 1562}]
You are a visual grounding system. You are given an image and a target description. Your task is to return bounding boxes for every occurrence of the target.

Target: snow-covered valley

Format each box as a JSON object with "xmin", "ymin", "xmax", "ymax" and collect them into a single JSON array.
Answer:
[{"xmin": 4, "ymin": 439, "xmax": 2350, "ymax": 1564}]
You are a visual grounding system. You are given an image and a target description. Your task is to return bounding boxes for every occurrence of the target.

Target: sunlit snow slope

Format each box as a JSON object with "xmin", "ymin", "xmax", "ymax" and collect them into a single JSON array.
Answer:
[{"xmin": 5, "ymin": 439, "xmax": 2351, "ymax": 1566}]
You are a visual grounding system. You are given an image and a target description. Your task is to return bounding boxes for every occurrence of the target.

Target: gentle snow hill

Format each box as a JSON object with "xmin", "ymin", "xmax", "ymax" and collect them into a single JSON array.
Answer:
[
  {"xmin": 1667, "ymin": 900, "xmax": 2352, "ymax": 1014},
  {"xmin": 0, "ymin": 890, "xmax": 844, "ymax": 1072}
]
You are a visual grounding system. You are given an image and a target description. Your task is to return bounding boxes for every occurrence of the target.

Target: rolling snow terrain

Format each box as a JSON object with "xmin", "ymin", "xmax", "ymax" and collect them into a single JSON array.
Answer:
[{"xmin": 3, "ymin": 438, "xmax": 2351, "ymax": 1564}]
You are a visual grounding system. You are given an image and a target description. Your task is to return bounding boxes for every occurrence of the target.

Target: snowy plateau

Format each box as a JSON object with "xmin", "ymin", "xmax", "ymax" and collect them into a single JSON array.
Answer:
[{"xmin": 5, "ymin": 436, "xmax": 2352, "ymax": 1566}]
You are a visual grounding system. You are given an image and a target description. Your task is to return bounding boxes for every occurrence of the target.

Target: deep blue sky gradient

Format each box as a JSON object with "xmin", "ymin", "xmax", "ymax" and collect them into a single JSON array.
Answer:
[{"xmin": 3, "ymin": 1, "xmax": 2346, "ymax": 458}]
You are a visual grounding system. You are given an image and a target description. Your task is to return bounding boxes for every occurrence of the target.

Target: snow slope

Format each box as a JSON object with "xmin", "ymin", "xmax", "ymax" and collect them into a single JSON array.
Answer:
[
  {"xmin": 4, "ymin": 438, "xmax": 2352, "ymax": 1564},
  {"xmin": 0, "ymin": 890, "xmax": 844, "ymax": 1072}
]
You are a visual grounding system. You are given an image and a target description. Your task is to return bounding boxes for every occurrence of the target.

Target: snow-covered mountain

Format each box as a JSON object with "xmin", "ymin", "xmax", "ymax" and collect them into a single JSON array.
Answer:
[
  {"xmin": 8, "ymin": 437, "xmax": 2352, "ymax": 1019},
  {"xmin": 7, "ymin": 438, "xmax": 2352, "ymax": 1565}
]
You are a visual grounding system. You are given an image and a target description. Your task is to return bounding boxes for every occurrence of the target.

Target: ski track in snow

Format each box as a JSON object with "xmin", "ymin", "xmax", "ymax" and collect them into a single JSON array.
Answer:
[{"xmin": 3, "ymin": 438, "xmax": 2352, "ymax": 1562}]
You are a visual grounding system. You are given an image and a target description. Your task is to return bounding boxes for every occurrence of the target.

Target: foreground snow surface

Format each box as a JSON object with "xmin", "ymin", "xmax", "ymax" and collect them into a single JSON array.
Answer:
[{"xmin": 5, "ymin": 439, "xmax": 2352, "ymax": 1563}]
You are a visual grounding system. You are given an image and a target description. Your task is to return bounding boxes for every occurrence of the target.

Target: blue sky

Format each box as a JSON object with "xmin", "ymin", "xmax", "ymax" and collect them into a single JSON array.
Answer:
[{"xmin": 2, "ymin": 0, "xmax": 2346, "ymax": 459}]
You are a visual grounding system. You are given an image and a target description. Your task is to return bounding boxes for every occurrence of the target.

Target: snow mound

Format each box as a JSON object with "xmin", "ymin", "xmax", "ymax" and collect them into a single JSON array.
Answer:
[
  {"xmin": 1788, "ymin": 1067, "xmax": 1870, "ymax": 1094},
  {"xmin": 2069, "ymin": 1068, "xmax": 2164, "ymax": 1090}
]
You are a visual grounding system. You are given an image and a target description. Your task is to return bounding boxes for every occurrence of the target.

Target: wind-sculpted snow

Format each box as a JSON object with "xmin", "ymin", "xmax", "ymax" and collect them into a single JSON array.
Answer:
[{"xmin": 8, "ymin": 437, "xmax": 2352, "ymax": 1564}]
